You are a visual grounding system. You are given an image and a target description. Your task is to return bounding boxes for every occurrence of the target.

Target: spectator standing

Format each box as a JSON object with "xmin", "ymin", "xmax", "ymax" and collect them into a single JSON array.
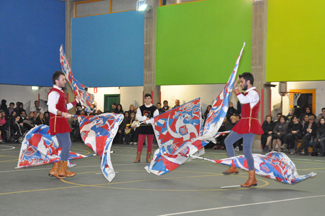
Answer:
[
  {"xmin": 124, "ymin": 124, "xmax": 131, "ymax": 144},
  {"xmin": 173, "ymin": 99, "xmax": 180, "ymax": 108},
  {"xmin": 117, "ymin": 104, "xmax": 124, "ymax": 114},
  {"xmin": 1, "ymin": 100, "xmax": 7, "ymax": 113},
  {"xmin": 162, "ymin": 100, "xmax": 170, "ymax": 111},
  {"xmin": 111, "ymin": 103, "xmax": 118, "ymax": 113},
  {"xmin": 203, "ymin": 105, "xmax": 212, "ymax": 124},
  {"xmin": 44, "ymin": 111, "xmax": 50, "ymax": 126},
  {"xmin": 30, "ymin": 100, "xmax": 45, "ymax": 114},
  {"xmin": 128, "ymin": 104, "xmax": 136, "ymax": 114},
  {"xmin": 6, "ymin": 102, "xmax": 15, "ymax": 117},
  {"xmin": 129, "ymin": 112, "xmax": 138, "ymax": 144},
  {"xmin": 157, "ymin": 102, "xmax": 165, "ymax": 114},
  {"xmin": 226, "ymin": 102, "xmax": 237, "ymax": 122},
  {"xmin": 0, "ymin": 112, "xmax": 6, "ymax": 143}
]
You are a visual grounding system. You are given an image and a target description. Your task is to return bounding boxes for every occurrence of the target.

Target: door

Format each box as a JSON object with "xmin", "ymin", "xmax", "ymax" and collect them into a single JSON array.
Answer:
[{"xmin": 104, "ymin": 94, "xmax": 120, "ymax": 112}]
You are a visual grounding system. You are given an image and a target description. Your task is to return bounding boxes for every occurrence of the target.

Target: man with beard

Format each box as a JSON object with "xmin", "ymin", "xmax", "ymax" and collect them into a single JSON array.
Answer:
[
  {"xmin": 47, "ymin": 71, "xmax": 80, "ymax": 179},
  {"xmin": 222, "ymin": 72, "xmax": 264, "ymax": 187}
]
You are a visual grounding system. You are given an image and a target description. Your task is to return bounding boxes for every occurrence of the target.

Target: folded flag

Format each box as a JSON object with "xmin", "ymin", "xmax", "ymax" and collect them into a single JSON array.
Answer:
[
  {"xmin": 60, "ymin": 45, "xmax": 94, "ymax": 113},
  {"xmin": 78, "ymin": 113, "xmax": 124, "ymax": 182},
  {"xmin": 17, "ymin": 125, "xmax": 91, "ymax": 169}
]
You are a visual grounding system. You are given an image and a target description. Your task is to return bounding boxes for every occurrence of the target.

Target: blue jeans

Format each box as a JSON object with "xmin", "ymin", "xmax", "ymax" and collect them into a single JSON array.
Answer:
[
  {"xmin": 225, "ymin": 132, "xmax": 255, "ymax": 170},
  {"xmin": 56, "ymin": 132, "xmax": 71, "ymax": 161}
]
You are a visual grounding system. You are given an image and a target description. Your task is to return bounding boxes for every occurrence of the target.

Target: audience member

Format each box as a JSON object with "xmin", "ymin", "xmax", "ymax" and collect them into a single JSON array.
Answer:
[
  {"xmin": 299, "ymin": 106, "xmax": 316, "ymax": 121},
  {"xmin": 6, "ymin": 102, "xmax": 15, "ymax": 117},
  {"xmin": 1, "ymin": 100, "xmax": 7, "ymax": 113},
  {"xmin": 112, "ymin": 103, "xmax": 118, "ymax": 113},
  {"xmin": 128, "ymin": 104, "xmax": 136, "ymax": 114},
  {"xmin": 226, "ymin": 102, "xmax": 237, "ymax": 122},
  {"xmin": 274, "ymin": 113, "xmax": 282, "ymax": 123},
  {"xmin": 173, "ymin": 99, "xmax": 180, "ymax": 108},
  {"xmin": 316, "ymin": 108, "xmax": 325, "ymax": 123},
  {"xmin": 124, "ymin": 123, "xmax": 131, "ymax": 144},
  {"xmin": 17, "ymin": 103, "xmax": 26, "ymax": 116},
  {"xmin": 35, "ymin": 113, "xmax": 46, "ymax": 125},
  {"xmin": 297, "ymin": 115, "xmax": 317, "ymax": 155},
  {"xmin": 203, "ymin": 105, "xmax": 212, "ymax": 123},
  {"xmin": 261, "ymin": 115, "xmax": 275, "ymax": 152},
  {"xmin": 162, "ymin": 100, "xmax": 170, "ymax": 111},
  {"xmin": 30, "ymin": 100, "xmax": 45, "ymax": 114},
  {"xmin": 129, "ymin": 112, "xmax": 138, "ymax": 144},
  {"xmin": 0, "ymin": 111, "xmax": 7, "ymax": 143},
  {"xmin": 23, "ymin": 112, "xmax": 35, "ymax": 130},
  {"xmin": 11, "ymin": 115, "xmax": 27, "ymax": 139},
  {"xmin": 117, "ymin": 104, "xmax": 124, "ymax": 114},
  {"xmin": 157, "ymin": 102, "xmax": 164, "ymax": 114},
  {"xmin": 312, "ymin": 117, "xmax": 325, "ymax": 156},
  {"xmin": 89, "ymin": 104, "xmax": 97, "ymax": 115},
  {"xmin": 283, "ymin": 115, "xmax": 303, "ymax": 154},
  {"xmin": 71, "ymin": 116, "xmax": 81, "ymax": 142},
  {"xmin": 286, "ymin": 107, "xmax": 295, "ymax": 122},
  {"xmin": 44, "ymin": 111, "xmax": 50, "ymax": 126},
  {"xmin": 301, "ymin": 114, "xmax": 309, "ymax": 126},
  {"xmin": 20, "ymin": 110, "xmax": 27, "ymax": 123},
  {"xmin": 272, "ymin": 115, "xmax": 288, "ymax": 152}
]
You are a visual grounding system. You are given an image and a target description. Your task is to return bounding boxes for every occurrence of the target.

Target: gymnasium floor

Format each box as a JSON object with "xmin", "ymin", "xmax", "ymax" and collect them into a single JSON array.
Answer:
[{"xmin": 0, "ymin": 142, "xmax": 324, "ymax": 216}]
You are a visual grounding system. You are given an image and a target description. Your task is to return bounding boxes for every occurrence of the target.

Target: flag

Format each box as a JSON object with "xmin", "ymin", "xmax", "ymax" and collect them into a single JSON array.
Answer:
[
  {"xmin": 145, "ymin": 98, "xmax": 209, "ymax": 175},
  {"xmin": 200, "ymin": 152, "xmax": 316, "ymax": 184},
  {"xmin": 78, "ymin": 113, "xmax": 124, "ymax": 182},
  {"xmin": 17, "ymin": 125, "xmax": 91, "ymax": 169},
  {"xmin": 201, "ymin": 43, "xmax": 245, "ymax": 142},
  {"xmin": 59, "ymin": 45, "xmax": 94, "ymax": 113}
]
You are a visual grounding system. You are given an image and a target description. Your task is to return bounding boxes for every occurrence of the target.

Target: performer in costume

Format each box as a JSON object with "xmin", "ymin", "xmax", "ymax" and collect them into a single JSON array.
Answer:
[
  {"xmin": 223, "ymin": 72, "xmax": 264, "ymax": 187},
  {"xmin": 134, "ymin": 93, "xmax": 159, "ymax": 163},
  {"xmin": 48, "ymin": 71, "xmax": 80, "ymax": 179}
]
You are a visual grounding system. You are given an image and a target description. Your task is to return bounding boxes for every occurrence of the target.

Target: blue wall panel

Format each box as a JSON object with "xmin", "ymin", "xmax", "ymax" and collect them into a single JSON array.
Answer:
[
  {"xmin": 71, "ymin": 11, "xmax": 145, "ymax": 87},
  {"xmin": 0, "ymin": 0, "xmax": 65, "ymax": 87}
]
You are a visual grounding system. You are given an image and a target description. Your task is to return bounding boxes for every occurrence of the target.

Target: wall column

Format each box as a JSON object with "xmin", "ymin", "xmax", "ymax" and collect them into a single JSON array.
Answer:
[
  {"xmin": 251, "ymin": 0, "xmax": 269, "ymax": 151},
  {"xmin": 143, "ymin": 0, "xmax": 160, "ymax": 105}
]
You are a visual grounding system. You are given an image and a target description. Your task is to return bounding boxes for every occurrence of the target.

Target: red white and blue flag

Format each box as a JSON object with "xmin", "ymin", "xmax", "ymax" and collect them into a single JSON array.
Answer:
[
  {"xmin": 145, "ymin": 98, "xmax": 209, "ymax": 175},
  {"xmin": 17, "ymin": 125, "xmax": 91, "ymax": 169},
  {"xmin": 198, "ymin": 152, "xmax": 316, "ymax": 184},
  {"xmin": 78, "ymin": 113, "xmax": 124, "ymax": 182},
  {"xmin": 201, "ymin": 43, "xmax": 245, "ymax": 142},
  {"xmin": 60, "ymin": 45, "xmax": 94, "ymax": 113}
]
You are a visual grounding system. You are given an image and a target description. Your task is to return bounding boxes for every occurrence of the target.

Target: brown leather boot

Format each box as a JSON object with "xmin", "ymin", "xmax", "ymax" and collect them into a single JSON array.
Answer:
[
  {"xmin": 134, "ymin": 152, "xmax": 141, "ymax": 163},
  {"xmin": 222, "ymin": 166, "xmax": 239, "ymax": 175},
  {"xmin": 49, "ymin": 162, "xmax": 64, "ymax": 179},
  {"xmin": 241, "ymin": 170, "xmax": 257, "ymax": 187},
  {"xmin": 146, "ymin": 152, "xmax": 151, "ymax": 163},
  {"xmin": 59, "ymin": 161, "xmax": 76, "ymax": 177}
]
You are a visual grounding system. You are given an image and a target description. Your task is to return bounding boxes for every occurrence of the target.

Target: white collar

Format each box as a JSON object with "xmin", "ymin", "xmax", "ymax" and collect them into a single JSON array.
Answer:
[
  {"xmin": 245, "ymin": 87, "xmax": 256, "ymax": 93},
  {"xmin": 144, "ymin": 103, "xmax": 153, "ymax": 108},
  {"xmin": 53, "ymin": 85, "xmax": 63, "ymax": 92}
]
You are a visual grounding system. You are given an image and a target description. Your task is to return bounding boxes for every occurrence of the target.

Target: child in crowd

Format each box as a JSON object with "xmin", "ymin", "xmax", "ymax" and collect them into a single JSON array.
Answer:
[{"xmin": 124, "ymin": 124, "xmax": 131, "ymax": 144}]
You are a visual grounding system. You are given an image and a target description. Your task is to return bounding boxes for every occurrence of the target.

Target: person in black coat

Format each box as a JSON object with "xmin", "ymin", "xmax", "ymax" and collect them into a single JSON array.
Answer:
[
  {"xmin": 299, "ymin": 106, "xmax": 316, "ymax": 122},
  {"xmin": 226, "ymin": 102, "xmax": 237, "ymax": 122},
  {"xmin": 272, "ymin": 115, "xmax": 288, "ymax": 152},
  {"xmin": 297, "ymin": 115, "xmax": 317, "ymax": 155},
  {"xmin": 283, "ymin": 115, "xmax": 303, "ymax": 154},
  {"xmin": 312, "ymin": 117, "xmax": 325, "ymax": 156},
  {"xmin": 261, "ymin": 115, "xmax": 275, "ymax": 151}
]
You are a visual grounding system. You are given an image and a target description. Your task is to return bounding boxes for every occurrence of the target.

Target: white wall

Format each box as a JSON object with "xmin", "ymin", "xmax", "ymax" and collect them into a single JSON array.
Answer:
[
  {"xmin": 0, "ymin": 84, "xmax": 51, "ymax": 113},
  {"xmin": 161, "ymin": 84, "xmax": 239, "ymax": 113},
  {"xmin": 270, "ymin": 81, "xmax": 325, "ymax": 117}
]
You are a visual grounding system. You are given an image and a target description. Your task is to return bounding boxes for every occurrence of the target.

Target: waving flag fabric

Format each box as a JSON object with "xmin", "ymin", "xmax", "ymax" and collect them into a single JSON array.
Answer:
[
  {"xmin": 78, "ymin": 113, "xmax": 124, "ymax": 182},
  {"xmin": 201, "ymin": 43, "xmax": 245, "ymax": 142},
  {"xmin": 145, "ymin": 98, "xmax": 209, "ymax": 175},
  {"xmin": 197, "ymin": 152, "xmax": 316, "ymax": 184},
  {"xmin": 60, "ymin": 45, "xmax": 94, "ymax": 112},
  {"xmin": 17, "ymin": 125, "xmax": 90, "ymax": 169}
]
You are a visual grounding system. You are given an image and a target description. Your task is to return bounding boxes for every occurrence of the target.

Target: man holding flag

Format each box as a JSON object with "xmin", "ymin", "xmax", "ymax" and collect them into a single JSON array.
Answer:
[
  {"xmin": 223, "ymin": 72, "xmax": 264, "ymax": 187},
  {"xmin": 48, "ymin": 71, "xmax": 80, "ymax": 179}
]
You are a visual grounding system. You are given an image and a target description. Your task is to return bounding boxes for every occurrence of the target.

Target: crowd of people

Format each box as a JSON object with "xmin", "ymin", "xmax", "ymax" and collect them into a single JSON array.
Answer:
[
  {"xmin": 0, "ymin": 99, "xmax": 50, "ymax": 143},
  {"xmin": 2, "ymin": 97, "xmax": 325, "ymax": 157}
]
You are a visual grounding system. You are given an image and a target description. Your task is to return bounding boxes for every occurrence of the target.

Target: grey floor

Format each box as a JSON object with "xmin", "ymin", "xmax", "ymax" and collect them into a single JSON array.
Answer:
[{"xmin": 0, "ymin": 142, "xmax": 324, "ymax": 216}]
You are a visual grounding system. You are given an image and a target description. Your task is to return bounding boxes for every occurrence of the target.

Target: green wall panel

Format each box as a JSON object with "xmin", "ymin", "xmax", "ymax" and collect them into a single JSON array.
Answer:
[
  {"xmin": 266, "ymin": 0, "xmax": 325, "ymax": 82},
  {"xmin": 156, "ymin": 0, "xmax": 252, "ymax": 85}
]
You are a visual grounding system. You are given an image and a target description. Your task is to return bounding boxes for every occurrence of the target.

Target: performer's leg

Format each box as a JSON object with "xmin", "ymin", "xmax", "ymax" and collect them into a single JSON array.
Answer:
[
  {"xmin": 223, "ymin": 132, "xmax": 242, "ymax": 175},
  {"xmin": 146, "ymin": 134, "xmax": 154, "ymax": 162},
  {"xmin": 56, "ymin": 133, "xmax": 75, "ymax": 177},
  {"xmin": 241, "ymin": 133, "xmax": 257, "ymax": 187},
  {"xmin": 134, "ymin": 134, "xmax": 145, "ymax": 162}
]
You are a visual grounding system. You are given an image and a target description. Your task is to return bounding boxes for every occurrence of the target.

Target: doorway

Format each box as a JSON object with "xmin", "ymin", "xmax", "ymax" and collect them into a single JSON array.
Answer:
[
  {"xmin": 289, "ymin": 89, "xmax": 316, "ymax": 116},
  {"xmin": 104, "ymin": 94, "xmax": 120, "ymax": 112}
]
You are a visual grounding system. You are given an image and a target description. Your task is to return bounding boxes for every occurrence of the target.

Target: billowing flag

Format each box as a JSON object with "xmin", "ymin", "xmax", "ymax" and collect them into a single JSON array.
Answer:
[
  {"xmin": 145, "ymin": 98, "xmax": 209, "ymax": 175},
  {"xmin": 78, "ymin": 113, "xmax": 124, "ymax": 182},
  {"xmin": 59, "ymin": 45, "xmax": 94, "ymax": 112},
  {"xmin": 17, "ymin": 125, "xmax": 91, "ymax": 169},
  {"xmin": 194, "ymin": 152, "xmax": 316, "ymax": 184},
  {"xmin": 201, "ymin": 43, "xmax": 245, "ymax": 142}
]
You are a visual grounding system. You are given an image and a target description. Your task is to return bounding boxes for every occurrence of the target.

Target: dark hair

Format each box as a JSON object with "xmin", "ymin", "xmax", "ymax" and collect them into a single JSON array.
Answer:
[
  {"xmin": 157, "ymin": 102, "xmax": 161, "ymax": 105},
  {"xmin": 52, "ymin": 71, "xmax": 65, "ymax": 84},
  {"xmin": 34, "ymin": 100, "xmax": 39, "ymax": 105},
  {"xmin": 265, "ymin": 115, "xmax": 272, "ymax": 120},
  {"xmin": 279, "ymin": 115, "xmax": 286, "ymax": 122},
  {"xmin": 163, "ymin": 100, "xmax": 168, "ymax": 103},
  {"xmin": 144, "ymin": 93, "xmax": 151, "ymax": 98},
  {"xmin": 10, "ymin": 102, "xmax": 14, "ymax": 106},
  {"xmin": 318, "ymin": 117, "xmax": 325, "ymax": 127},
  {"xmin": 277, "ymin": 113, "xmax": 282, "ymax": 116},
  {"xmin": 239, "ymin": 72, "xmax": 254, "ymax": 85},
  {"xmin": 112, "ymin": 103, "xmax": 117, "ymax": 106}
]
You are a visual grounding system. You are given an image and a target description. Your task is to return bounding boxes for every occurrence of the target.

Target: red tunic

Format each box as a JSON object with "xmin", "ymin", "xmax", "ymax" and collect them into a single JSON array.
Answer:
[
  {"xmin": 232, "ymin": 89, "xmax": 264, "ymax": 135},
  {"xmin": 48, "ymin": 88, "xmax": 77, "ymax": 135}
]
